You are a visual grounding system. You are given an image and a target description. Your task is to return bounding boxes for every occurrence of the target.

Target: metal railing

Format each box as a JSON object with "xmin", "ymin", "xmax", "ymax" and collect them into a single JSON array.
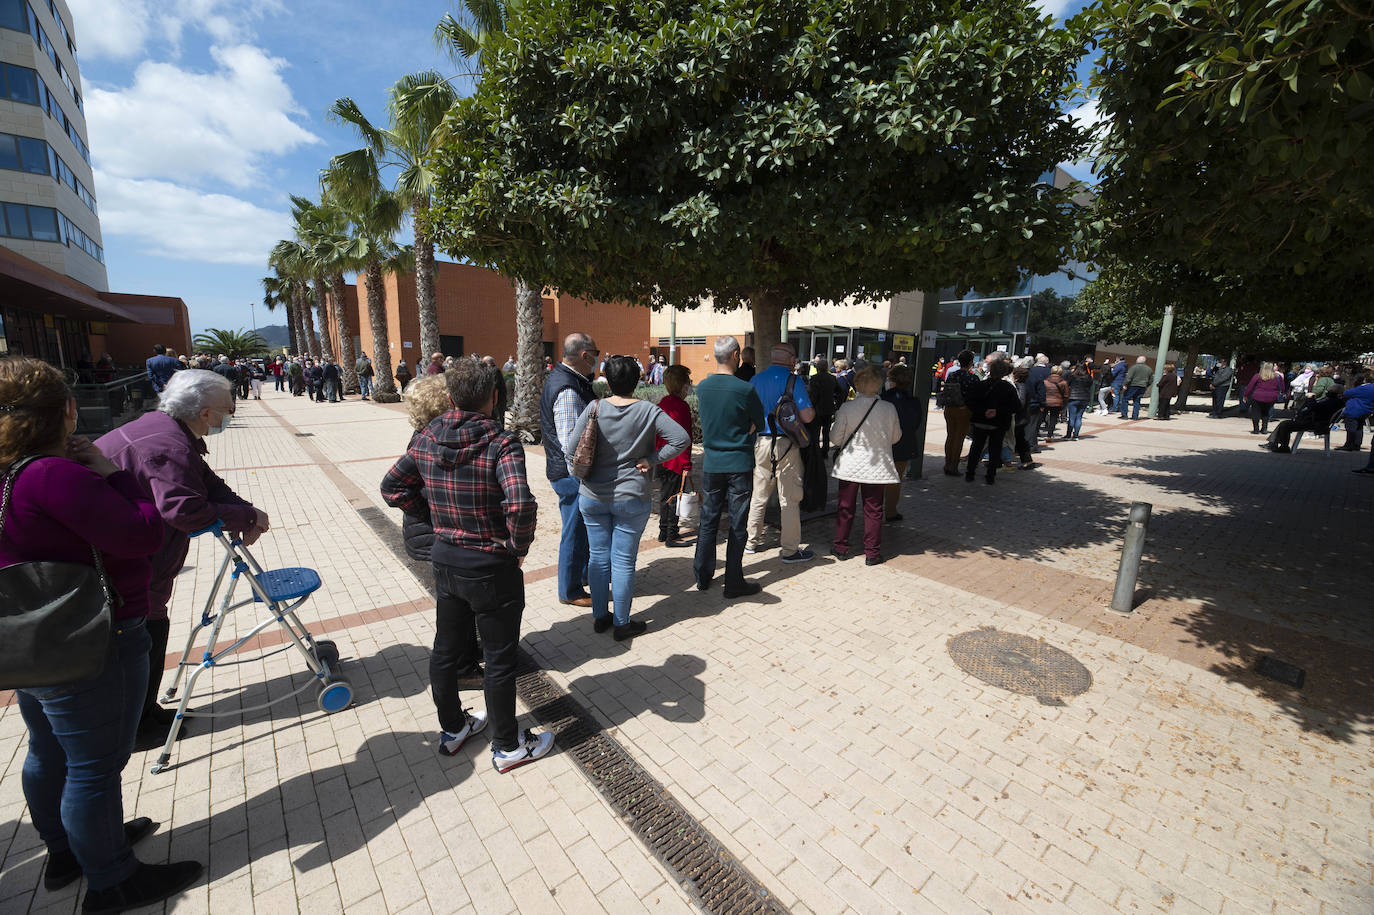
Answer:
[{"xmin": 72, "ymin": 373, "xmax": 155, "ymax": 437}]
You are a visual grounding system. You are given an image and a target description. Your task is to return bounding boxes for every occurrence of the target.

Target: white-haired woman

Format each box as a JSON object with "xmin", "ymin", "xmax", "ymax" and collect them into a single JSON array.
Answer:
[{"xmin": 95, "ymin": 370, "xmax": 269, "ymax": 749}]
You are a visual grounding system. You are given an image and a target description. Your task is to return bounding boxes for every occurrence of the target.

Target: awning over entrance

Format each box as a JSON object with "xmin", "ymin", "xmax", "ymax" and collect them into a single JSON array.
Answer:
[{"xmin": 0, "ymin": 247, "xmax": 138, "ymax": 324}]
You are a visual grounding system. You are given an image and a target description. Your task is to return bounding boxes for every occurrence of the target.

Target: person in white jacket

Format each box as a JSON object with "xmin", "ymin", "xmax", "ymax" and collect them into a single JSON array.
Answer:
[{"xmin": 829, "ymin": 365, "xmax": 902, "ymax": 565}]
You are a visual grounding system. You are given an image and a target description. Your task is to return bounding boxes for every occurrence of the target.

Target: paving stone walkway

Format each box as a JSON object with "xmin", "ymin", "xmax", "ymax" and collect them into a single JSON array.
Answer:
[{"xmin": 0, "ymin": 388, "xmax": 1369, "ymax": 914}]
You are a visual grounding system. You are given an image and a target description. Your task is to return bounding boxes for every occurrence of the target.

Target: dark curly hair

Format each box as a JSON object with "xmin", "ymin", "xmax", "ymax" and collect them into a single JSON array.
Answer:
[{"xmin": 0, "ymin": 357, "xmax": 70, "ymax": 469}]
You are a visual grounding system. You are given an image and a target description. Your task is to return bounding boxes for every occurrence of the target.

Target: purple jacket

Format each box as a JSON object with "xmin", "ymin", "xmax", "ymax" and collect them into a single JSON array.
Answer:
[
  {"xmin": 96, "ymin": 411, "xmax": 257, "ymax": 620},
  {"xmin": 1244, "ymin": 374, "xmax": 1285, "ymax": 404},
  {"xmin": 0, "ymin": 457, "xmax": 163, "ymax": 621}
]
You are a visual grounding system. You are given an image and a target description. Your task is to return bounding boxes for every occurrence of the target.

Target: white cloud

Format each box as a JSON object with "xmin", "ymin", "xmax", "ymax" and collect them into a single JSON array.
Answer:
[
  {"xmin": 1069, "ymin": 98, "xmax": 1103, "ymax": 131},
  {"xmin": 85, "ymin": 44, "xmax": 320, "ymax": 188},
  {"xmin": 95, "ymin": 171, "xmax": 291, "ymax": 265},
  {"xmin": 65, "ymin": 0, "xmax": 284, "ymax": 60}
]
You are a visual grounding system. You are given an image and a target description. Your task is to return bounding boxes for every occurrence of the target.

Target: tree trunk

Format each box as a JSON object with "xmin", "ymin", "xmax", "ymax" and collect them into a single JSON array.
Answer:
[
  {"xmin": 290, "ymin": 287, "xmax": 310, "ymax": 358},
  {"xmin": 283, "ymin": 300, "xmax": 299, "ymax": 355},
  {"xmin": 366, "ymin": 260, "xmax": 400, "ymax": 403},
  {"xmin": 413, "ymin": 214, "xmax": 441, "ymax": 361},
  {"xmin": 748, "ymin": 288, "xmax": 786, "ymax": 365},
  {"xmin": 297, "ymin": 283, "xmax": 320, "ymax": 359},
  {"xmin": 1177, "ymin": 344, "xmax": 1199, "ymax": 408},
  {"xmin": 331, "ymin": 273, "xmax": 358, "ymax": 394},
  {"xmin": 313, "ymin": 276, "xmax": 334, "ymax": 363},
  {"xmin": 510, "ymin": 277, "xmax": 545, "ymax": 442}
]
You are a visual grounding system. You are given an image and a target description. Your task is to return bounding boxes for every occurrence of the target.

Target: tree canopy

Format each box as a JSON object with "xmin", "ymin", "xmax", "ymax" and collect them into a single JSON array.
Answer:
[
  {"xmin": 1089, "ymin": 0, "xmax": 1374, "ymax": 318},
  {"xmin": 428, "ymin": 0, "xmax": 1091, "ymax": 356},
  {"xmin": 192, "ymin": 328, "xmax": 268, "ymax": 360},
  {"xmin": 1077, "ymin": 261, "xmax": 1373, "ymax": 361}
]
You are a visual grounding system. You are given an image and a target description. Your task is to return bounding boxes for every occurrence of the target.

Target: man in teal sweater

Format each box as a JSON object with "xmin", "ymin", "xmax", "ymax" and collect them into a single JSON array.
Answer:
[{"xmin": 693, "ymin": 336, "xmax": 766, "ymax": 598}]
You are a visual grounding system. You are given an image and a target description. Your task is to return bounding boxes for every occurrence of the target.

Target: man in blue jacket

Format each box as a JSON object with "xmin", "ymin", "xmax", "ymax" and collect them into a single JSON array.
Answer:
[
  {"xmin": 146, "ymin": 343, "xmax": 181, "ymax": 393},
  {"xmin": 1339, "ymin": 378, "xmax": 1373, "ymax": 452}
]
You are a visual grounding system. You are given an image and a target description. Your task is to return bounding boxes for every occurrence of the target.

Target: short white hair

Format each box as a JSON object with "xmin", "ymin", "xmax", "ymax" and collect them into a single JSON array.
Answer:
[
  {"xmin": 713, "ymin": 336, "xmax": 740, "ymax": 363},
  {"xmin": 158, "ymin": 369, "xmax": 232, "ymax": 421}
]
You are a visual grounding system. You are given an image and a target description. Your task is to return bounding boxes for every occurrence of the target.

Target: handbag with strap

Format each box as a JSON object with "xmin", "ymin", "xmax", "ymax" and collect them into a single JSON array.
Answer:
[
  {"xmin": 830, "ymin": 399, "xmax": 879, "ymax": 471},
  {"xmin": 674, "ymin": 471, "xmax": 699, "ymax": 522},
  {"xmin": 569, "ymin": 400, "xmax": 600, "ymax": 479},
  {"xmin": 0, "ymin": 456, "xmax": 121, "ymax": 690}
]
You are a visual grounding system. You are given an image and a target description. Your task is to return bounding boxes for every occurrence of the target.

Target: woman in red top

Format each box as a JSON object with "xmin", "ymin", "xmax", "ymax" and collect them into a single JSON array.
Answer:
[{"xmin": 655, "ymin": 364, "xmax": 695, "ymax": 545}]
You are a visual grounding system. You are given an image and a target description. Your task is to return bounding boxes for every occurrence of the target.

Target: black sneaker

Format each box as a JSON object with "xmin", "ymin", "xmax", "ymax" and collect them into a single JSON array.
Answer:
[
  {"xmin": 865, "ymin": 555, "xmax": 884, "ymax": 566},
  {"xmin": 46, "ymin": 819, "xmax": 159, "ymax": 891},
  {"xmin": 780, "ymin": 548, "xmax": 815, "ymax": 564},
  {"xmin": 613, "ymin": 620, "xmax": 647, "ymax": 641},
  {"xmin": 593, "ymin": 616, "xmax": 612, "ymax": 634},
  {"xmin": 82, "ymin": 860, "xmax": 204, "ymax": 914},
  {"xmin": 722, "ymin": 580, "xmax": 762, "ymax": 599}
]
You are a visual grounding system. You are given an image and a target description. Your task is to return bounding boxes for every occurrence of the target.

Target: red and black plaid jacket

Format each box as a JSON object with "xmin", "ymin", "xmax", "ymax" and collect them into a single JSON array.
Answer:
[{"xmin": 380, "ymin": 409, "xmax": 537, "ymax": 560}]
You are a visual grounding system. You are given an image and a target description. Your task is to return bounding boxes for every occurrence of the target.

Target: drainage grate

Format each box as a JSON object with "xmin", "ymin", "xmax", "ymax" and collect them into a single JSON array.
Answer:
[
  {"xmin": 947, "ymin": 628, "xmax": 1092, "ymax": 706},
  {"xmin": 357, "ymin": 505, "xmax": 787, "ymax": 914},
  {"xmin": 1256, "ymin": 656, "xmax": 1306, "ymax": 688}
]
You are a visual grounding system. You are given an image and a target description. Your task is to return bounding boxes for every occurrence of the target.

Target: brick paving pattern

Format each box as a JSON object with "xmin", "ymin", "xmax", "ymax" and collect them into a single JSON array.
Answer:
[{"xmin": 0, "ymin": 389, "xmax": 1369, "ymax": 913}]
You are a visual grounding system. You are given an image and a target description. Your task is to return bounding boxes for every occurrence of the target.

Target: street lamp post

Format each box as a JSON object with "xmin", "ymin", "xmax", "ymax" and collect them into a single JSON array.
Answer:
[{"xmin": 250, "ymin": 302, "xmax": 257, "ymax": 335}]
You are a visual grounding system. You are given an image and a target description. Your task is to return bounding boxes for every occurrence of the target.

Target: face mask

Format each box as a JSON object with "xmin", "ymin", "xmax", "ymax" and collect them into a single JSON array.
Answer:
[{"xmin": 204, "ymin": 411, "xmax": 230, "ymax": 436}]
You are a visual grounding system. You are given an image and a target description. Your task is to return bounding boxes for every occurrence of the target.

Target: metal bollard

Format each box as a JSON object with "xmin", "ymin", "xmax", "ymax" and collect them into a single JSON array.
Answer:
[{"xmin": 1109, "ymin": 502, "xmax": 1152, "ymax": 613}]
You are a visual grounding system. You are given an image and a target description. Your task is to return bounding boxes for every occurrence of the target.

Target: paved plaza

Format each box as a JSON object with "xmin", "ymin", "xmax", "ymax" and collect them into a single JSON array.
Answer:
[{"xmin": 0, "ymin": 388, "xmax": 1370, "ymax": 914}]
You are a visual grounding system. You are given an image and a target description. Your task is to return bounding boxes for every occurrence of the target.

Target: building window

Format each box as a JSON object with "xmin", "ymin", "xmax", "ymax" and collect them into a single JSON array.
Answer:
[
  {"xmin": 2, "ymin": 62, "xmax": 38, "ymax": 105},
  {"xmin": 0, "ymin": 0, "xmax": 25, "ymax": 31},
  {"xmin": 0, "ymin": 199, "xmax": 102, "ymax": 262},
  {"xmin": 0, "ymin": 0, "xmax": 82, "ymax": 112},
  {"xmin": 0, "ymin": 132, "xmax": 97, "ymax": 213}
]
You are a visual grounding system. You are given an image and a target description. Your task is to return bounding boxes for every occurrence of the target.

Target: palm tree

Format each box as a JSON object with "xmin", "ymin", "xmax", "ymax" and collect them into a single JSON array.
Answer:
[
  {"xmin": 269, "ymin": 240, "xmax": 320, "ymax": 359},
  {"xmin": 434, "ymin": 1, "xmax": 545, "ymax": 440},
  {"xmin": 321, "ymin": 163, "xmax": 409, "ymax": 403},
  {"xmin": 328, "ymin": 71, "xmax": 457, "ymax": 364},
  {"xmin": 289, "ymin": 194, "xmax": 368, "ymax": 396},
  {"xmin": 193, "ymin": 328, "xmax": 268, "ymax": 360},
  {"xmin": 261, "ymin": 272, "xmax": 299, "ymax": 355}
]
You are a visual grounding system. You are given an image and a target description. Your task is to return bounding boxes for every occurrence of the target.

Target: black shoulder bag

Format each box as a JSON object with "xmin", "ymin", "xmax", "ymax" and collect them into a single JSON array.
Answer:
[{"xmin": 0, "ymin": 456, "xmax": 120, "ymax": 689}]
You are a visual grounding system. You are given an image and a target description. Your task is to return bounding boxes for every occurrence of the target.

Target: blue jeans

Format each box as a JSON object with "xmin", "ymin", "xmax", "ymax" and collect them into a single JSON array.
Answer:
[
  {"xmin": 359, "ymin": 375, "xmax": 372, "ymax": 398},
  {"xmin": 1066, "ymin": 400, "xmax": 1087, "ymax": 437},
  {"xmin": 693, "ymin": 471, "xmax": 752, "ymax": 590},
  {"xmin": 551, "ymin": 476, "xmax": 589, "ymax": 601},
  {"xmin": 1111, "ymin": 379, "xmax": 1124, "ymax": 407},
  {"xmin": 273, "ymin": 374, "xmax": 284, "ymax": 391},
  {"xmin": 579, "ymin": 496, "xmax": 651, "ymax": 625},
  {"xmin": 17, "ymin": 621, "xmax": 150, "ymax": 890},
  {"xmin": 1120, "ymin": 385, "xmax": 1144, "ymax": 418}
]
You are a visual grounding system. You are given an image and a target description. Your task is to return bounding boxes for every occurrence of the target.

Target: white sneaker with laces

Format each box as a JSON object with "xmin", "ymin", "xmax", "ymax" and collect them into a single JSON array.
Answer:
[
  {"xmin": 492, "ymin": 729, "xmax": 555, "ymax": 773},
  {"xmin": 438, "ymin": 709, "xmax": 488, "ymax": 757}
]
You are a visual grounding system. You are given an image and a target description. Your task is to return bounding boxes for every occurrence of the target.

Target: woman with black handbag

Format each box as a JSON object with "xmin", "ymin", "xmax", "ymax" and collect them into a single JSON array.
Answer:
[{"xmin": 0, "ymin": 357, "xmax": 203, "ymax": 912}]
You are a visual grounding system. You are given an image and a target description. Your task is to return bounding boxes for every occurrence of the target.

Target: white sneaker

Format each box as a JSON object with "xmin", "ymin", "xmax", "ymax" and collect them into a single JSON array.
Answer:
[
  {"xmin": 438, "ymin": 709, "xmax": 488, "ymax": 757},
  {"xmin": 492, "ymin": 729, "xmax": 555, "ymax": 773}
]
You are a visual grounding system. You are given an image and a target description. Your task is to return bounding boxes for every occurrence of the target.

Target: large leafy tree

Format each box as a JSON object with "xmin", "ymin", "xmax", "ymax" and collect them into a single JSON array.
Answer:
[
  {"xmin": 1090, "ymin": 0, "xmax": 1374, "ymax": 319},
  {"xmin": 193, "ymin": 328, "xmax": 268, "ymax": 360},
  {"xmin": 268, "ymin": 240, "xmax": 320, "ymax": 359},
  {"xmin": 1078, "ymin": 261, "xmax": 1374, "ymax": 363},
  {"xmin": 428, "ymin": 0, "xmax": 1090, "ymax": 362},
  {"xmin": 329, "ymin": 71, "xmax": 458, "ymax": 364},
  {"xmin": 291, "ymin": 194, "xmax": 360, "ymax": 392},
  {"xmin": 433, "ymin": 0, "xmax": 546, "ymax": 440}
]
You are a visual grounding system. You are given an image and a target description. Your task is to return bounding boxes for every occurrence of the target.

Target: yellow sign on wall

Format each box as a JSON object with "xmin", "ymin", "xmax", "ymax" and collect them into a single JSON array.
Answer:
[
  {"xmin": 42, "ymin": 314, "xmax": 54, "ymax": 329},
  {"xmin": 891, "ymin": 333, "xmax": 915, "ymax": 352},
  {"xmin": 90, "ymin": 322, "xmax": 108, "ymax": 335}
]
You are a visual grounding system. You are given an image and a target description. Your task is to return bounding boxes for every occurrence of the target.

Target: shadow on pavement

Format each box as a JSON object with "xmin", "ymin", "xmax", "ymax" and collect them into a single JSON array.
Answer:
[
  {"xmin": 869, "ymin": 446, "xmax": 1374, "ymax": 742},
  {"xmin": 558, "ymin": 654, "xmax": 707, "ymax": 727}
]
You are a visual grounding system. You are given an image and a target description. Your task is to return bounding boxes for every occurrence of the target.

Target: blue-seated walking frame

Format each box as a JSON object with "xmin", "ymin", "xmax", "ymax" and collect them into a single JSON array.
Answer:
[{"xmin": 148, "ymin": 521, "xmax": 351, "ymax": 774}]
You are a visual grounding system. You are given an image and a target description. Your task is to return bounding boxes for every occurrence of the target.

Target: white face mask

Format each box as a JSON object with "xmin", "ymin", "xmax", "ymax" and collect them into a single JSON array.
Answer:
[{"xmin": 204, "ymin": 410, "xmax": 231, "ymax": 436}]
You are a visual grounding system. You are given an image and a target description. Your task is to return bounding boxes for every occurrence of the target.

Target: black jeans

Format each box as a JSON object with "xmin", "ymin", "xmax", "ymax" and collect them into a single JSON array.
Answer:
[
  {"xmin": 1211, "ymin": 386, "xmax": 1227, "ymax": 416},
  {"xmin": 1249, "ymin": 400, "xmax": 1274, "ymax": 432},
  {"xmin": 966, "ymin": 424, "xmax": 1008, "ymax": 480},
  {"xmin": 1344, "ymin": 418, "xmax": 1365, "ymax": 450},
  {"xmin": 693, "ymin": 471, "xmax": 751, "ymax": 590},
  {"xmin": 1044, "ymin": 407, "xmax": 1062, "ymax": 438},
  {"xmin": 1025, "ymin": 405, "xmax": 1044, "ymax": 444},
  {"xmin": 432, "ymin": 559, "xmax": 524, "ymax": 751},
  {"xmin": 808, "ymin": 417, "xmax": 833, "ymax": 452},
  {"xmin": 1013, "ymin": 422, "xmax": 1033, "ymax": 464},
  {"xmin": 656, "ymin": 466, "xmax": 683, "ymax": 542}
]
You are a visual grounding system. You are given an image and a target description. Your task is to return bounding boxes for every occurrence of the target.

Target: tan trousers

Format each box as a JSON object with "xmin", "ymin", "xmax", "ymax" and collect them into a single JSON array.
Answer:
[
  {"xmin": 943, "ymin": 406, "xmax": 971, "ymax": 472},
  {"xmin": 747, "ymin": 436, "xmax": 804, "ymax": 554}
]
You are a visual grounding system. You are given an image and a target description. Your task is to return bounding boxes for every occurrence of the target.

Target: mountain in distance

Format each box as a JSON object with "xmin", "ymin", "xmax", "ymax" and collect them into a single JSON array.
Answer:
[{"xmin": 256, "ymin": 324, "xmax": 291, "ymax": 349}]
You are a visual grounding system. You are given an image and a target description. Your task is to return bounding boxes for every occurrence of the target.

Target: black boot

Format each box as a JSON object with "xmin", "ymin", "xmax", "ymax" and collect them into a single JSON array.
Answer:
[
  {"xmin": 44, "ymin": 819, "xmax": 158, "ymax": 891},
  {"xmin": 82, "ymin": 860, "xmax": 204, "ymax": 913}
]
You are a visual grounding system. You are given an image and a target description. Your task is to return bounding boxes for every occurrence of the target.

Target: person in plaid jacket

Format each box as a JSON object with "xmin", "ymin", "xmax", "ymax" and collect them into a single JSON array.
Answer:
[{"xmin": 380, "ymin": 359, "xmax": 554, "ymax": 773}]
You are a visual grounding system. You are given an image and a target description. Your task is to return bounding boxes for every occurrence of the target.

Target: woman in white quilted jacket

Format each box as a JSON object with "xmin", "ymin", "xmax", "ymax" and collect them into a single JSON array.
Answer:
[{"xmin": 829, "ymin": 364, "xmax": 903, "ymax": 566}]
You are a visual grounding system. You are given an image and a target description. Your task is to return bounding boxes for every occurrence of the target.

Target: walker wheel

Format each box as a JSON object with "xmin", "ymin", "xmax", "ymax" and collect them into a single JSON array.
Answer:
[
  {"xmin": 318, "ymin": 680, "xmax": 353, "ymax": 713},
  {"xmin": 316, "ymin": 642, "xmax": 340, "ymax": 666}
]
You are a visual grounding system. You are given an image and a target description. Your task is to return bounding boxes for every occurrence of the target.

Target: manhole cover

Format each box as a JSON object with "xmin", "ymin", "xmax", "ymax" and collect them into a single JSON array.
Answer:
[{"xmin": 947, "ymin": 628, "xmax": 1092, "ymax": 705}]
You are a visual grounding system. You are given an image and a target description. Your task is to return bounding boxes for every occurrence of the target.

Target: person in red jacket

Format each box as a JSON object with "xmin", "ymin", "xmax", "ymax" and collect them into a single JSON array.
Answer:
[{"xmin": 655, "ymin": 364, "xmax": 695, "ymax": 546}]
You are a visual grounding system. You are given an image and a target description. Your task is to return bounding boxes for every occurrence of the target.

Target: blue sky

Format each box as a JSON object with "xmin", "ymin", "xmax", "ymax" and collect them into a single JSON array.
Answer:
[{"xmin": 68, "ymin": 0, "xmax": 1094, "ymax": 336}]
